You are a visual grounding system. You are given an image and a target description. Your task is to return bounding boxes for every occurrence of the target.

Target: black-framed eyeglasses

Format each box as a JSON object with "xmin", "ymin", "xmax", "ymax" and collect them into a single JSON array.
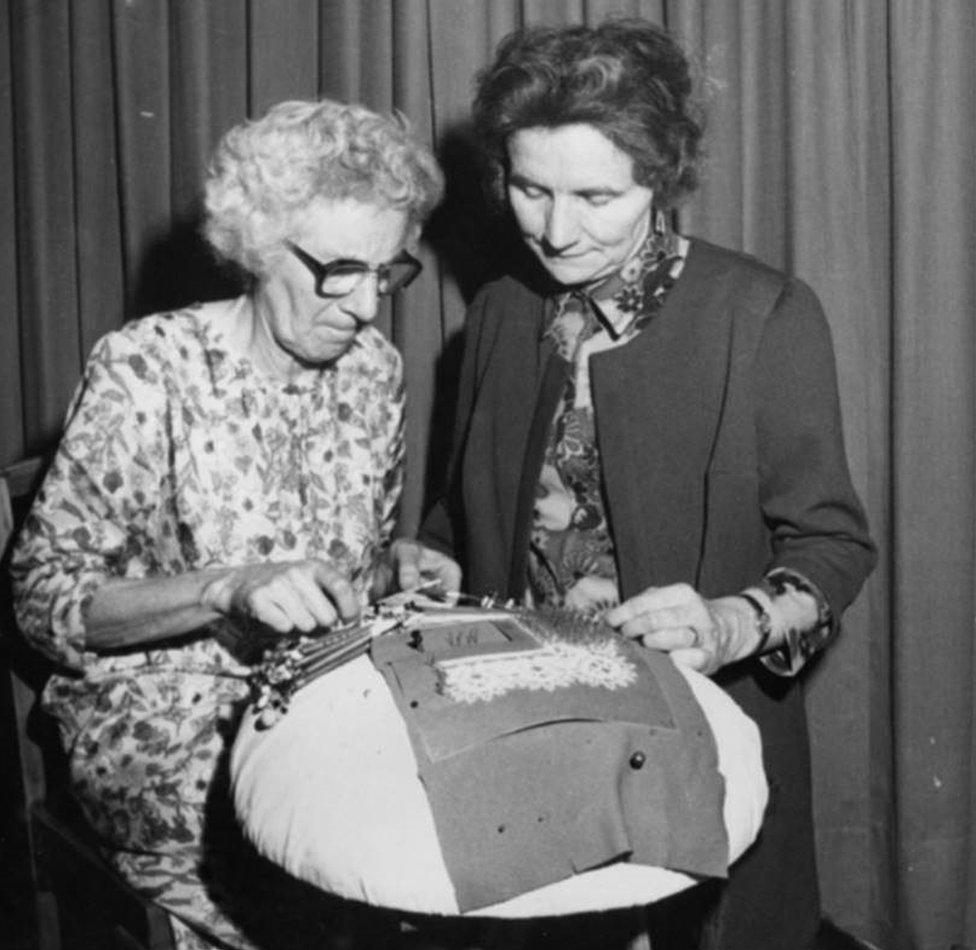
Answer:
[{"xmin": 285, "ymin": 241, "xmax": 422, "ymax": 299}]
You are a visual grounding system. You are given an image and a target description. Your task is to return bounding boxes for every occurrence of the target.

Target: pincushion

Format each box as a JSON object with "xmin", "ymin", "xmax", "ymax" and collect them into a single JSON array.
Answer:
[{"xmin": 230, "ymin": 606, "xmax": 767, "ymax": 918}]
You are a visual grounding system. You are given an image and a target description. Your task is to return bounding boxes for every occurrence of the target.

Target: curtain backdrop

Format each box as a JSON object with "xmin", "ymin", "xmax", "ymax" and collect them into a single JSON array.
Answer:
[{"xmin": 1, "ymin": 2, "xmax": 973, "ymax": 948}]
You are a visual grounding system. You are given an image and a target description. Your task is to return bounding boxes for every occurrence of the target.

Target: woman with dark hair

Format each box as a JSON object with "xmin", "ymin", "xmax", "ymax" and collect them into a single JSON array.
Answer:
[{"xmin": 402, "ymin": 19, "xmax": 876, "ymax": 950}]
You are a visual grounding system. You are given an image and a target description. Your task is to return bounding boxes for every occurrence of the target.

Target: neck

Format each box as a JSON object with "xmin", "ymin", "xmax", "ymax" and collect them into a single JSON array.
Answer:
[
  {"xmin": 624, "ymin": 213, "xmax": 653, "ymax": 262},
  {"xmin": 236, "ymin": 294, "xmax": 317, "ymax": 384}
]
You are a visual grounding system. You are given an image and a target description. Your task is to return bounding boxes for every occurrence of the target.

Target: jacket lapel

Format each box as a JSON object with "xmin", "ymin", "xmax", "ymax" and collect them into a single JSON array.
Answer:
[
  {"xmin": 471, "ymin": 287, "xmax": 558, "ymax": 599},
  {"xmin": 589, "ymin": 241, "xmax": 737, "ymax": 598},
  {"xmin": 507, "ymin": 346, "xmax": 569, "ymax": 596}
]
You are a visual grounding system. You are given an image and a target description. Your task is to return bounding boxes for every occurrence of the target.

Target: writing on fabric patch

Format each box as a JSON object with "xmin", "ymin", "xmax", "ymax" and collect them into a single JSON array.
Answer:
[{"xmin": 414, "ymin": 618, "xmax": 544, "ymax": 663}]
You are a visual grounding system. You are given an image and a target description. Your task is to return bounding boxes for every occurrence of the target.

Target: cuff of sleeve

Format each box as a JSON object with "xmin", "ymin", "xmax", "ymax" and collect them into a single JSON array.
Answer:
[{"xmin": 758, "ymin": 567, "xmax": 834, "ymax": 678}]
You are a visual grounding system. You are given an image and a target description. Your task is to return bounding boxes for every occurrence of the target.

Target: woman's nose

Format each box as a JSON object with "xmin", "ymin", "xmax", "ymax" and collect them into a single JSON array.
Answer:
[
  {"xmin": 341, "ymin": 274, "xmax": 381, "ymax": 324},
  {"xmin": 542, "ymin": 198, "xmax": 577, "ymax": 251}
]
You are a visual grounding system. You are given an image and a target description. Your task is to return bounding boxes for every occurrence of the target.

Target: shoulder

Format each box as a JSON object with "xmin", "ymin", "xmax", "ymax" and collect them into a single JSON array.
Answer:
[
  {"xmin": 74, "ymin": 302, "xmax": 238, "ymax": 419},
  {"xmin": 684, "ymin": 239, "xmax": 788, "ymax": 294},
  {"xmin": 87, "ymin": 302, "xmax": 224, "ymax": 370},
  {"xmin": 470, "ymin": 274, "xmax": 544, "ymax": 313},
  {"xmin": 682, "ymin": 238, "xmax": 824, "ymax": 324},
  {"xmin": 353, "ymin": 326, "xmax": 401, "ymax": 368},
  {"xmin": 683, "ymin": 243, "xmax": 838, "ymax": 375},
  {"xmin": 465, "ymin": 274, "xmax": 546, "ymax": 351},
  {"xmin": 339, "ymin": 327, "xmax": 403, "ymax": 390}
]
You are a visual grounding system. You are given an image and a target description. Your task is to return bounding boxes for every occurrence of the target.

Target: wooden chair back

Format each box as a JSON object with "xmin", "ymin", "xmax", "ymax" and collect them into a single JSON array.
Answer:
[{"xmin": 2, "ymin": 457, "xmax": 51, "ymax": 814}]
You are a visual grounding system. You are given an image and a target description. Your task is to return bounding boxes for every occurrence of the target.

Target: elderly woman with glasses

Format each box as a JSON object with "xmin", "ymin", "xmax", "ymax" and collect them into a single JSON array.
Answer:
[{"xmin": 11, "ymin": 98, "xmax": 458, "ymax": 949}]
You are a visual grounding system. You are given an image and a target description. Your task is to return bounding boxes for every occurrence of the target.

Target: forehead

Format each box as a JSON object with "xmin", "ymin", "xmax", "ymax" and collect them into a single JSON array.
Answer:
[
  {"xmin": 299, "ymin": 198, "xmax": 411, "ymax": 262},
  {"xmin": 507, "ymin": 124, "xmax": 638, "ymax": 190}
]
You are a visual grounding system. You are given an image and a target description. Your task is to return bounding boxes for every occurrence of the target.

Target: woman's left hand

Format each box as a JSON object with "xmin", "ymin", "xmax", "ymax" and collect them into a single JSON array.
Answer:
[
  {"xmin": 370, "ymin": 539, "xmax": 462, "ymax": 600},
  {"xmin": 604, "ymin": 583, "xmax": 761, "ymax": 676}
]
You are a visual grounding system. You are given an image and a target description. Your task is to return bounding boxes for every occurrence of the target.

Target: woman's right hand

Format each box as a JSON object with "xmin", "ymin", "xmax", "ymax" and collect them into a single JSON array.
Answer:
[{"xmin": 201, "ymin": 558, "xmax": 361, "ymax": 634}]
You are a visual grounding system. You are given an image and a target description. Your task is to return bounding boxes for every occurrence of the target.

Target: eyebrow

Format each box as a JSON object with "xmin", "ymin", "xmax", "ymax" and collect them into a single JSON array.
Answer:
[
  {"xmin": 508, "ymin": 173, "xmax": 623, "ymax": 199},
  {"xmin": 508, "ymin": 172, "xmax": 543, "ymax": 190},
  {"xmin": 577, "ymin": 187, "xmax": 621, "ymax": 198},
  {"xmin": 295, "ymin": 244, "xmax": 401, "ymax": 268}
]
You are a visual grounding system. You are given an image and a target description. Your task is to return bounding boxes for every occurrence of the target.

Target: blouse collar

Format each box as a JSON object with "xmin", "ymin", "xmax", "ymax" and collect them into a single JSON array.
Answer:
[{"xmin": 547, "ymin": 215, "xmax": 684, "ymax": 341}]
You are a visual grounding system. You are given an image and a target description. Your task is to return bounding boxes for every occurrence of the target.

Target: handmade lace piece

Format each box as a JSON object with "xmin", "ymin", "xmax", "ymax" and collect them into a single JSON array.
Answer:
[
  {"xmin": 436, "ymin": 634, "xmax": 638, "ymax": 704},
  {"xmin": 250, "ymin": 594, "xmax": 642, "ymax": 722}
]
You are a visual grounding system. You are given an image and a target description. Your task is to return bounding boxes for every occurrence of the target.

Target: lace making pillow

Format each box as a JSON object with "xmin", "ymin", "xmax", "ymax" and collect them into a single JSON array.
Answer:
[{"xmin": 230, "ymin": 606, "xmax": 767, "ymax": 917}]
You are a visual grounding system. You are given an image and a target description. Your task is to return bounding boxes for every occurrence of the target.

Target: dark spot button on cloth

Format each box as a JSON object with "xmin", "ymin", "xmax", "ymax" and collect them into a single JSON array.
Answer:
[{"xmin": 629, "ymin": 751, "xmax": 646, "ymax": 770}]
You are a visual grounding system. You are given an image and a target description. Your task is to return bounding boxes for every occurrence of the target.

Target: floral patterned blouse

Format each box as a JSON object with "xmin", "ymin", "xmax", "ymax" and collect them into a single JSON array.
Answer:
[
  {"xmin": 9, "ymin": 299, "xmax": 407, "ymax": 947},
  {"xmin": 11, "ymin": 295, "xmax": 404, "ymax": 734}
]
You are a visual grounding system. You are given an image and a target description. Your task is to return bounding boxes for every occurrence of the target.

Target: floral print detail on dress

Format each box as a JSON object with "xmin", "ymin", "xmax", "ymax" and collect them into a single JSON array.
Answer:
[{"xmin": 10, "ymin": 299, "xmax": 405, "ymax": 949}]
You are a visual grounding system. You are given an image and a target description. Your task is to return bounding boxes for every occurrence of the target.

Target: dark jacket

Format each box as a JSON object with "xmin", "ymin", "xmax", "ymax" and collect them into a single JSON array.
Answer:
[{"xmin": 421, "ymin": 238, "xmax": 876, "ymax": 948}]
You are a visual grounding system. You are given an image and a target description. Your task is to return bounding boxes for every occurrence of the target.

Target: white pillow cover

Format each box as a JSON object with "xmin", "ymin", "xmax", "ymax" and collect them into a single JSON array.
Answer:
[{"xmin": 230, "ymin": 654, "xmax": 767, "ymax": 918}]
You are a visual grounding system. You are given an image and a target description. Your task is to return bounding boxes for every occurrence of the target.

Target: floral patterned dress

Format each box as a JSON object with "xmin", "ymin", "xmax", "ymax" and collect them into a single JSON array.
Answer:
[{"xmin": 10, "ymin": 299, "xmax": 405, "ymax": 949}]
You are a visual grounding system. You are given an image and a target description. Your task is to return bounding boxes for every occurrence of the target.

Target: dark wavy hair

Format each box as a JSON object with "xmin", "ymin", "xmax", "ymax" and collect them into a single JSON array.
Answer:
[{"xmin": 473, "ymin": 20, "xmax": 704, "ymax": 208}]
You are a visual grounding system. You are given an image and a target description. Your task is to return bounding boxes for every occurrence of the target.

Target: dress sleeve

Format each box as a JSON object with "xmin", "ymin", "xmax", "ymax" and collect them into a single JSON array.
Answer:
[
  {"xmin": 754, "ymin": 278, "xmax": 876, "ymax": 673},
  {"xmin": 11, "ymin": 332, "xmax": 168, "ymax": 670}
]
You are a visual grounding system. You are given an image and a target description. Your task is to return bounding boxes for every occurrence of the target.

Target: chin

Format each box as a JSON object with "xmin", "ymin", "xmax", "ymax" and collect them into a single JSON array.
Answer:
[
  {"xmin": 317, "ymin": 345, "xmax": 354, "ymax": 363},
  {"xmin": 291, "ymin": 342, "xmax": 353, "ymax": 368},
  {"xmin": 536, "ymin": 255, "xmax": 608, "ymax": 287}
]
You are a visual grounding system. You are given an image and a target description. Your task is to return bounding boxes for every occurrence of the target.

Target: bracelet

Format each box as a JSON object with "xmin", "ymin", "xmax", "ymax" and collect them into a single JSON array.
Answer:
[{"xmin": 739, "ymin": 592, "xmax": 773, "ymax": 656}]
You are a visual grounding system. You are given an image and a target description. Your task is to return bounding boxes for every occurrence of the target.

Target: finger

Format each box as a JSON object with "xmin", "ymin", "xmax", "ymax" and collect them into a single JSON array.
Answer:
[
  {"xmin": 605, "ymin": 587, "xmax": 661, "ymax": 625},
  {"xmin": 633, "ymin": 626, "xmax": 699, "ymax": 652},
  {"xmin": 283, "ymin": 570, "xmax": 342, "ymax": 628},
  {"xmin": 310, "ymin": 560, "xmax": 360, "ymax": 622},
  {"xmin": 605, "ymin": 583, "xmax": 698, "ymax": 625},
  {"xmin": 297, "ymin": 588, "xmax": 340, "ymax": 629},
  {"xmin": 244, "ymin": 588, "xmax": 299, "ymax": 634},
  {"xmin": 620, "ymin": 604, "xmax": 702, "ymax": 636},
  {"xmin": 266, "ymin": 578, "xmax": 327, "ymax": 632},
  {"xmin": 419, "ymin": 550, "xmax": 462, "ymax": 591},
  {"xmin": 394, "ymin": 543, "xmax": 424, "ymax": 591}
]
